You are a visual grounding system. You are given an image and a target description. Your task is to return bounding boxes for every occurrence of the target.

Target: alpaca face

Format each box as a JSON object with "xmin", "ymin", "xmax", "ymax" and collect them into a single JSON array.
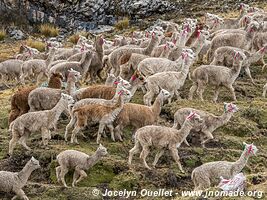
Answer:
[
  {"xmin": 243, "ymin": 142, "xmax": 258, "ymax": 155},
  {"xmin": 61, "ymin": 93, "xmax": 75, "ymax": 105},
  {"xmin": 97, "ymin": 144, "xmax": 108, "ymax": 156},
  {"xmin": 30, "ymin": 157, "xmax": 41, "ymax": 170},
  {"xmin": 224, "ymin": 103, "xmax": 238, "ymax": 113},
  {"xmin": 160, "ymin": 89, "xmax": 171, "ymax": 100}
]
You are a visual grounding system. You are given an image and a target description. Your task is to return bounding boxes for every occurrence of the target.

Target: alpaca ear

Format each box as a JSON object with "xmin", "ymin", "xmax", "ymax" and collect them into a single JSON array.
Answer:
[
  {"xmin": 99, "ymin": 144, "xmax": 103, "ymax": 148},
  {"xmin": 243, "ymin": 142, "xmax": 247, "ymax": 146}
]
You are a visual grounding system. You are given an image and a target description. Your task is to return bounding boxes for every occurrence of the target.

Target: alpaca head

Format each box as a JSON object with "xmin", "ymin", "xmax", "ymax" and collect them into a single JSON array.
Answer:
[
  {"xmin": 185, "ymin": 111, "xmax": 203, "ymax": 126},
  {"xmin": 224, "ymin": 102, "xmax": 238, "ymax": 113},
  {"xmin": 68, "ymin": 68, "xmax": 81, "ymax": 83},
  {"xmin": 259, "ymin": 44, "xmax": 267, "ymax": 54},
  {"xmin": 247, "ymin": 21, "xmax": 260, "ymax": 33},
  {"xmin": 165, "ymin": 41, "xmax": 176, "ymax": 51},
  {"xmin": 242, "ymin": 142, "xmax": 258, "ymax": 157},
  {"xmin": 159, "ymin": 89, "xmax": 171, "ymax": 101},
  {"xmin": 61, "ymin": 93, "xmax": 75, "ymax": 105},
  {"xmin": 118, "ymin": 88, "xmax": 132, "ymax": 103},
  {"xmin": 28, "ymin": 157, "xmax": 41, "ymax": 170},
  {"xmin": 96, "ymin": 144, "xmax": 108, "ymax": 156},
  {"xmin": 232, "ymin": 50, "xmax": 247, "ymax": 63},
  {"xmin": 116, "ymin": 76, "xmax": 131, "ymax": 89},
  {"xmin": 51, "ymin": 72, "xmax": 64, "ymax": 81},
  {"xmin": 130, "ymin": 71, "xmax": 145, "ymax": 86}
]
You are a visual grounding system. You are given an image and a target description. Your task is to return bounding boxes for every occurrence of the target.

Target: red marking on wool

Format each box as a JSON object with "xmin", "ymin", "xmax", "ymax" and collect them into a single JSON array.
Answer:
[
  {"xmin": 131, "ymin": 75, "xmax": 137, "ymax": 81},
  {"xmin": 186, "ymin": 112, "xmax": 196, "ymax": 120},
  {"xmin": 114, "ymin": 81, "xmax": 119, "ymax": 85}
]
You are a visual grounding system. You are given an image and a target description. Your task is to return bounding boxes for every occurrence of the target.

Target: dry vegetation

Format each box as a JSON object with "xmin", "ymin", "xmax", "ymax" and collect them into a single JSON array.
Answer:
[
  {"xmin": 26, "ymin": 39, "xmax": 46, "ymax": 52},
  {"xmin": 68, "ymin": 31, "xmax": 88, "ymax": 44},
  {"xmin": 39, "ymin": 24, "xmax": 59, "ymax": 37},
  {"xmin": 115, "ymin": 17, "xmax": 129, "ymax": 30},
  {"xmin": 0, "ymin": 29, "xmax": 6, "ymax": 41}
]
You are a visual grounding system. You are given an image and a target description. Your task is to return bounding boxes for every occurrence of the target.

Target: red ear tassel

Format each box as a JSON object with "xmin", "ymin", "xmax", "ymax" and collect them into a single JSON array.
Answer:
[
  {"xmin": 130, "ymin": 75, "xmax": 137, "ymax": 81},
  {"xmin": 187, "ymin": 112, "xmax": 196, "ymax": 120},
  {"xmin": 118, "ymin": 90, "xmax": 124, "ymax": 95},
  {"xmin": 114, "ymin": 80, "xmax": 119, "ymax": 85}
]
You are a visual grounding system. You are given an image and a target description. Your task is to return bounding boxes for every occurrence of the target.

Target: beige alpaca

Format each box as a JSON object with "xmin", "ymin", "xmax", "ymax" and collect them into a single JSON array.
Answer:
[
  {"xmin": 28, "ymin": 69, "xmax": 80, "ymax": 112},
  {"xmin": 192, "ymin": 142, "xmax": 258, "ymax": 190},
  {"xmin": 173, "ymin": 103, "xmax": 238, "ymax": 147},
  {"xmin": 56, "ymin": 144, "xmax": 107, "ymax": 188},
  {"xmin": 189, "ymin": 51, "xmax": 246, "ymax": 102},
  {"xmin": 143, "ymin": 51, "xmax": 195, "ymax": 105},
  {"xmin": 64, "ymin": 83, "xmax": 132, "ymax": 142},
  {"xmin": 128, "ymin": 112, "xmax": 203, "ymax": 172},
  {"xmin": 20, "ymin": 47, "xmax": 56, "ymax": 85},
  {"xmin": 0, "ymin": 157, "xmax": 40, "ymax": 200},
  {"xmin": 103, "ymin": 31, "xmax": 163, "ymax": 76},
  {"xmin": 114, "ymin": 89, "xmax": 170, "ymax": 141},
  {"xmin": 9, "ymin": 93, "xmax": 74, "ymax": 155},
  {"xmin": 211, "ymin": 44, "xmax": 267, "ymax": 84}
]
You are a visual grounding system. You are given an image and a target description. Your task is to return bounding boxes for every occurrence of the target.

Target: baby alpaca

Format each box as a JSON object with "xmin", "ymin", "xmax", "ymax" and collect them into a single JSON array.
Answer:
[
  {"xmin": 173, "ymin": 103, "xmax": 238, "ymax": 147},
  {"xmin": 128, "ymin": 112, "xmax": 203, "ymax": 172},
  {"xmin": 0, "ymin": 157, "xmax": 40, "ymax": 200},
  {"xmin": 9, "ymin": 94, "xmax": 74, "ymax": 155},
  {"xmin": 56, "ymin": 144, "xmax": 107, "ymax": 187},
  {"xmin": 192, "ymin": 142, "xmax": 258, "ymax": 190}
]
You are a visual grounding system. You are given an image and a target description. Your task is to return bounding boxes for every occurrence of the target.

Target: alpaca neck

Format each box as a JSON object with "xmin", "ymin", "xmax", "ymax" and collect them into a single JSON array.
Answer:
[
  {"xmin": 66, "ymin": 79, "xmax": 76, "ymax": 96},
  {"xmin": 45, "ymin": 50, "xmax": 55, "ymax": 66},
  {"xmin": 175, "ymin": 121, "xmax": 193, "ymax": 143},
  {"xmin": 230, "ymin": 60, "xmax": 242, "ymax": 81},
  {"xmin": 50, "ymin": 99, "xmax": 67, "ymax": 124},
  {"xmin": 232, "ymin": 149, "xmax": 251, "ymax": 174},
  {"xmin": 191, "ymin": 37, "xmax": 205, "ymax": 55},
  {"xmin": 144, "ymin": 37, "xmax": 159, "ymax": 55},
  {"xmin": 248, "ymin": 49, "xmax": 265, "ymax": 64},
  {"xmin": 17, "ymin": 163, "xmax": 35, "ymax": 185},
  {"xmin": 86, "ymin": 151, "xmax": 103, "ymax": 168},
  {"xmin": 96, "ymin": 42, "xmax": 104, "ymax": 61},
  {"xmin": 213, "ymin": 111, "xmax": 233, "ymax": 129},
  {"xmin": 151, "ymin": 95, "xmax": 163, "ymax": 117}
]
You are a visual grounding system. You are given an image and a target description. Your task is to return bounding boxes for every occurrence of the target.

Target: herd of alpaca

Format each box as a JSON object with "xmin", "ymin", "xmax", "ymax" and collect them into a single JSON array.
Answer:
[{"xmin": 0, "ymin": 2, "xmax": 265, "ymax": 198}]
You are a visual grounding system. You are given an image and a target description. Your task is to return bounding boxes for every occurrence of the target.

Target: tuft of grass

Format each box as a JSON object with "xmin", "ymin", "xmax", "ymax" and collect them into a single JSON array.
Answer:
[
  {"xmin": 26, "ymin": 39, "xmax": 46, "ymax": 52},
  {"xmin": 68, "ymin": 31, "xmax": 88, "ymax": 44},
  {"xmin": 0, "ymin": 29, "xmax": 6, "ymax": 41},
  {"xmin": 115, "ymin": 17, "xmax": 129, "ymax": 30},
  {"xmin": 39, "ymin": 24, "xmax": 59, "ymax": 37}
]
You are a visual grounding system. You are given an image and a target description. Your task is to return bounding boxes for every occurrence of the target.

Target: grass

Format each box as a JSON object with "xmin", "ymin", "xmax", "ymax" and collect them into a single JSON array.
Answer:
[
  {"xmin": 26, "ymin": 39, "xmax": 46, "ymax": 52},
  {"xmin": 39, "ymin": 24, "xmax": 59, "ymax": 37},
  {"xmin": 0, "ymin": 29, "xmax": 6, "ymax": 41},
  {"xmin": 115, "ymin": 17, "xmax": 129, "ymax": 30},
  {"xmin": 68, "ymin": 31, "xmax": 89, "ymax": 44}
]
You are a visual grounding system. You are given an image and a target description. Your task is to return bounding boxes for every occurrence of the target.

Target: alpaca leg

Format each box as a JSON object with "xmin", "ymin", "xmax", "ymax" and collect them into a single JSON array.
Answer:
[
  {"xmin": 263, "ymin": 83, "xmax": 267, "ymax": 98},
  {"xmin": 41, "ymin": 128, "xmax": 50, "ymax": 148},
  {"xmin": 71, "ymin": 126, "xmax": 81, "ymax": 144},
  {"xmin": 60, "ymin": 167, "xmax": 69, "ymax": 188},
  {"xmin": 56, "ymin": 166, "xmax": 61, "ymax": 183},
  {"xmin": 75, "ymin": 169, "xmax": 87, "ymax": 185},
  {"xmin": 65, "ymin": 116, "xmax": 76, "ymax": 141},
  {"xmin": 152, "ymin": 149, "xmax": 164, "ymax": 168},
  {"xmin": 128, "ymin": 141, "xmax": 141, "ymax": 166},
  {"xmin": 97, "ymin": 123, "xmax": 105, "ymax": 144},
  {"xmin": 18, "ymin": 133, "xmax": 31, "ymax": 151},
  {"xmin": 72, "ymin": 169, "xmax": 80, "ymax": 187},
  {"xmin": 212, "ymin": 86, "xmax": 220, "ymax": 103},
  {"xmin": 175, "ymin": 90, "xmax": 181, "ymax": 100},
  {"xmin": 183, "ymin": 139, "xmax": 190, "ymax": 146},
  {"xmin": 169, "ymin": 147, "xmax": 184, "ymax": 173},
  {"xmin": 226, "ymin": 84, "xmax": 236, "ymax": 101},
  {"xmin": 244, "ymin": 66, "xmax": 255, "ymax": 85},
  {"xmin": 12, "ymin": 189, "xmax": 29, "ymax": 200},
  {"xmin": 196, "ymin": 82, "xmax": 205, "ymax": 101},
  {"xmin": 36, "ymin": 72, "xmax": 44, "ymax": 85},
  {"xmin": 188, "ymin": 83, "xmax": 198, "ymax": 100},
  {"xmin": 97, "ymin": 69, "xmax": 103, "ymax": 81},
  {"xmin": 168, "ymin": 92, "xmax": 174, "ymax": 104},
  {"xmin": 201, "ymin": 131, "xmax": 214, "ymax": 148},
  {"xmin": 114, "ymin": 124, "xmax": 124, "ymax": 141},
  {"xmin": 9, "ymin": 133, "xmax": 20, "ymax": 155},
  {"xmin": 140, "ymin": 145, "xmax": 151, "ymax": 170},
  {"xmin": 107, "ymin": 124, "xmax": 115, "ymax": 142},
  {"xmin": 2, "ymin": 74, "xmax": 10, "ymax": 88}
]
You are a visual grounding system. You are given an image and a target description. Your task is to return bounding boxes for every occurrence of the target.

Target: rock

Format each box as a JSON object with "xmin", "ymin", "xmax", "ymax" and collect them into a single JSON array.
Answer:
[{"xmin": 10, "ymin": 29, "xmax": 26, "ymax": 40}]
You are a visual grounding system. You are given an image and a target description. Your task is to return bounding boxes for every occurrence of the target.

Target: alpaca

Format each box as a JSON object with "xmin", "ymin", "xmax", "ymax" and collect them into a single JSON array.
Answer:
[
  {"xmin": 49, "ymin": 51, "xmax": 92, "ymax": 82},
  {"xmin": 8, "ymin": 72, "xmax": 64, "ymax": 124},
  {"xmin": 56, "ymin": 144, "xmax": 107, "ymax": 188},
  {"xmin": 20, "ymin": 47, "xmax": 57, "ymax": 85},
  {"xmin": 0, "ymin": 59, "xmax": 23, "ymax": 87},
  {"xmin": 143, "ymin": 51, "xmax": 195, "ymax": 105},
  {"xmin": 173, "ymin": 103, "xmax": 238, "ymax": 147},
  {"xmin": 192, "ymin": 142, "xmax": 258, "ymax": 190},
  {"xmin": 211, "ymin": 44, "xmax": 267, "ymax": 84},
  {"xmin": 54, "ymin": 48, "xmax": 80, "ymax": 60},
  {"xmin": 105, "ymin": 73, "xmax": 117, "ymax": 86},
  {"xmin": 0, "ymin": 157, "xmax": 40, "ymax": 200},
  {"xmin": 207, "ymin": 21, "xmax": 259, "ymax": 62},
  {"xmin": 9, "ymin": 93, "xmax": 74, "ymax": 155},
  {"xmin": 70, "ymin": 90, "xmax": 130, "ymax": 144},
  {"xmin": 189, "ymin": 51, "xmax": 246, "ymax": 102},
  {"xmin": 103, "ymin": 31, "xmax": 163, "ymax": 76},
  {"xmin": 137, "ymin": 48, "xmax": 194, "ymax": 77},
  {"xmin": 64, "ymin": 85, "xmax": 132, "ymax": 142},
  {"xmin": 84, "ymin": 35, "xmax": 105, "ymax": 83},
  {"xmin": 151, "ymin": 41, "xmax": 176, "ymax": 58},
  {"xmin": 128, "ymin": 112, "xmax": 203, "ymax": 172},
  {"xmin": 114, "ymin": 89, "xmax": 170, "ymax": 141},
  {"xmin": 28, "ymin": 69, "xmax": 80, "ymax": 112}
]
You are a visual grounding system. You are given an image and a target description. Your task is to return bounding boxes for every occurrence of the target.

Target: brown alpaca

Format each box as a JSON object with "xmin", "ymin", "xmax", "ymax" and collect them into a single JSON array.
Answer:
[{"xmin": 8, "ymin": 73, "xmax": 63, "ymax": 124}]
